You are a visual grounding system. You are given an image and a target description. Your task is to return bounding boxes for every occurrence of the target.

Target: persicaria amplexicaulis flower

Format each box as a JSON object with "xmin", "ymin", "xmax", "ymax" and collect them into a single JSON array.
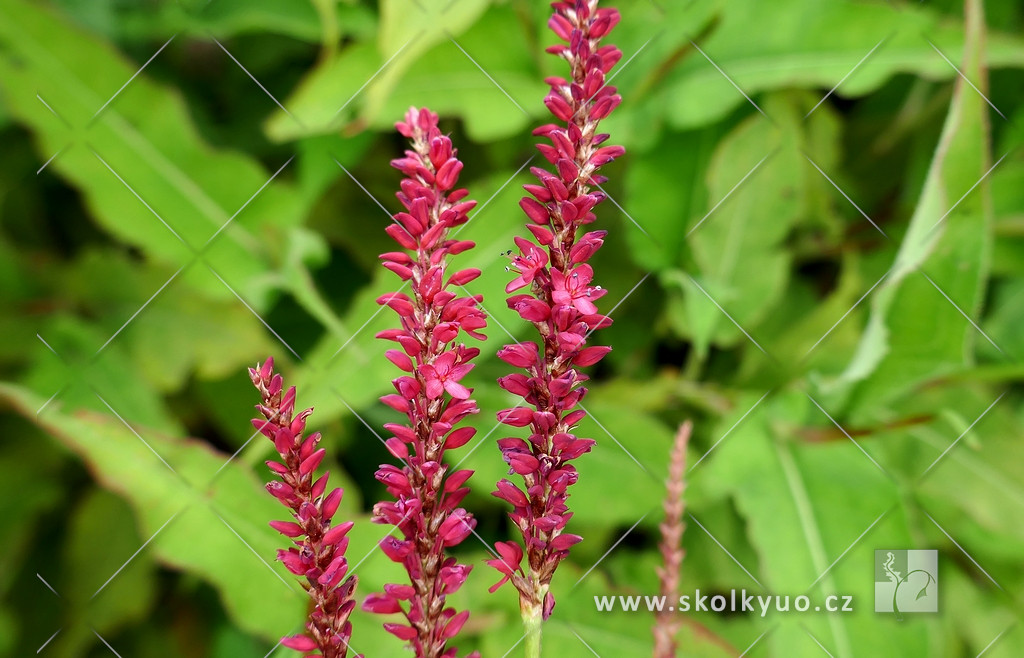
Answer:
[
  {"xmin": 249, "ymin": 357, "xmax": 360, "ymax": 658},
  {"xmin": 653, "ymin": 422, "xmax": 690, "ymax": 658},
  {"xmin": 365, "ymin": 106, "xmax": 485, "ymax": 658},
  {"xmin": 489, "ymin": 0, "xmax": 624, "ymax": 640}
]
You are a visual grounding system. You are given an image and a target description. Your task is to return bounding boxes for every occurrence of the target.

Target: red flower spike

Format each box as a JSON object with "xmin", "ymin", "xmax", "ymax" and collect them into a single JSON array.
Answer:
[
  {"xmin": 366, "ymin": 107, "xmax": 484, "ymax": 658},
  {"xmin": 492, "ymin": 0, "xmax": 623, "ymax": 640},
  {"xmin": 249, "ymin": 359, "xmax": 361, "ymax": 658}
]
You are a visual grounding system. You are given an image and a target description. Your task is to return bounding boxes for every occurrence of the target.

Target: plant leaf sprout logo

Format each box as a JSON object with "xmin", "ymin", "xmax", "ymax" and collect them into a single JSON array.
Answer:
[{"xmin": 874, "ymin": 550, "xmax": 938, "ymax": 619}]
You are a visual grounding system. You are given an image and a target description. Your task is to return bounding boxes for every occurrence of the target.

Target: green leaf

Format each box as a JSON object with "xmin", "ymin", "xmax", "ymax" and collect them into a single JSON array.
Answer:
[
  {"xmin": 699, "ymin": 390, "xmax": 923, "ymax": 658},
  {"xmin": 267, "ymin": 0, "xmax": 493, "ymax": 141},
  {"xmin": 49, "ymin": 489, "xmax": 158, "ymax": 657},
  {"xmin": 622, "ymin": 127, "xmax": 721, "ymax": 272},
  {"xmin": 662, "ymin": 0, "xmax": 1024, "ymax": 129},
  {"xmin": 826, "ymin": 0, "xmax": 996, "ymax": 415},
  {"xmin": 0, "ymin": 382, "xmax": 307, "ymax": 641},
  {"xmin": 679, "ymin": 93, "xmax": 838, "ymax": 358},
  {"xmin": 0, "ymin": 0, "xmax": 303, "ymax": 306}
]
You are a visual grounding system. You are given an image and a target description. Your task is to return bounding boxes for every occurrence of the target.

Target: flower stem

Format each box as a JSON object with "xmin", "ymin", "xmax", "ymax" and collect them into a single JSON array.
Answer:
[{"xmin": 521, "ymin": 599, "xmax": 544, "ymax": 658}]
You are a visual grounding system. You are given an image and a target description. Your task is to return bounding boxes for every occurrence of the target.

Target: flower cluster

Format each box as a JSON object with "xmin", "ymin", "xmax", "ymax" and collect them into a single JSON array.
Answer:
[
  {"xmin": 364, "ymin": 106, "xmax": 486, "ymax": 658},
  {"xmin": 249, "ymin": 357, "xmax": 359, "ymax": 658},
  {"xmin": 489, "ymin": 0, "xmax": 624, "ymax": 627},
  {"xmin": 653, "ymin": 421, "xmax": 690, "ymax": 658}
]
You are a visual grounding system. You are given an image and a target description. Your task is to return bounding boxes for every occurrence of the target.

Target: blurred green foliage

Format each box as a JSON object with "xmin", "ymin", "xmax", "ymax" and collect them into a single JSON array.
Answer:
[{"xmin": 1, "ymin": 0, "xmax": 1023, "ymax": 656}]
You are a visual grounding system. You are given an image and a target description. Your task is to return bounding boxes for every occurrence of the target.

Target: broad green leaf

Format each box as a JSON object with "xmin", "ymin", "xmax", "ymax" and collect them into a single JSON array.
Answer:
[
  {"xmin": 25, "ymin": 314, "xmax": 185, "ymax": 435},
  {"xmin": 0, "ymin": 382, "xmax": 307, "ymax": 641},
  {"xmin": 699, "ymin": 390, "xmax": 924, "ymax": 658},
  {"xmin": 679, "ymin": 93, "xmax": 839, "ymax": 358},
  {"xmin": 0, "ymin": 432, "xmax": 65, "ymax": 598},
  {"xmin": 49, "ymin": 489, "xmax": 158, "ymax": 658},
  {"xmin": 982, "ymin": 279, "xmax": 1024, "ymax": 360},
  {"xmin": 267, "ymin": 0, "xmax": 492, "ymax": 141},
  {"xmin": 827, "ymin": 0, "xmax": 995, "ymax": 415},
  {"xmin": 57, "ymin": 249, "xmax": 277, "ymax": 392},
  {"xmin": 661, "ymin": 0, "xmax": 1024, "ymax": 129},
  {"xmin": 0, "ymin": 0, "xmax": 302, "ymax": 307},
  {"xmin": 622, "ymin": 127, "xmax": 721, "ymax": 272}
]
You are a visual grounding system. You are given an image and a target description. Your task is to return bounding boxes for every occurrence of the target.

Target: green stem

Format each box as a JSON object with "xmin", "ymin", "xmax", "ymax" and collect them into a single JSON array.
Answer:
[{"xmin": 522, "ymin": 603, "xmax": 543, "ymax": 658}]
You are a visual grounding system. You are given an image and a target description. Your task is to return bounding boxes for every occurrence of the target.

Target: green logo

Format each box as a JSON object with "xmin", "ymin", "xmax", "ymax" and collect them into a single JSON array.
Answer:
[{"xmin": 874, "ymin": 550, "xmax": 937, "ymax": 619}]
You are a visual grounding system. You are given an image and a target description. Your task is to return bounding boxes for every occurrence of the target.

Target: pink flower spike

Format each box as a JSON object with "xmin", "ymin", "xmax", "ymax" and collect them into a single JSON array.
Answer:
[
  {"xmin": 369, "ymin": 108, "xmax": 483, "ymax": 657},
  {"xmin": 494, "ymin": 0, "xmax": 622, "ymax": 644},
  {"xmin": 249, "ymin": 359, "xmax": 358, "ymax": 657}
]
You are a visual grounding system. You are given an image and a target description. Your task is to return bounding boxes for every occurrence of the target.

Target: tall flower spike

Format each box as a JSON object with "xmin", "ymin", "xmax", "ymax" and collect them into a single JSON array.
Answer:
[
  {"xmin": 249, "ymin": 357, "xmax": 360, "ymax": 658},
  {"xmin": 491, "ymin": 0, "xmax": 624, "ymax": 653},
  {"xmin": 365, "ymin": 106, "xmax": 485, "ymax": 658},
  {"xmin": 653, "ymin": 421, "xmax": 690, "ymax": 658}
]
